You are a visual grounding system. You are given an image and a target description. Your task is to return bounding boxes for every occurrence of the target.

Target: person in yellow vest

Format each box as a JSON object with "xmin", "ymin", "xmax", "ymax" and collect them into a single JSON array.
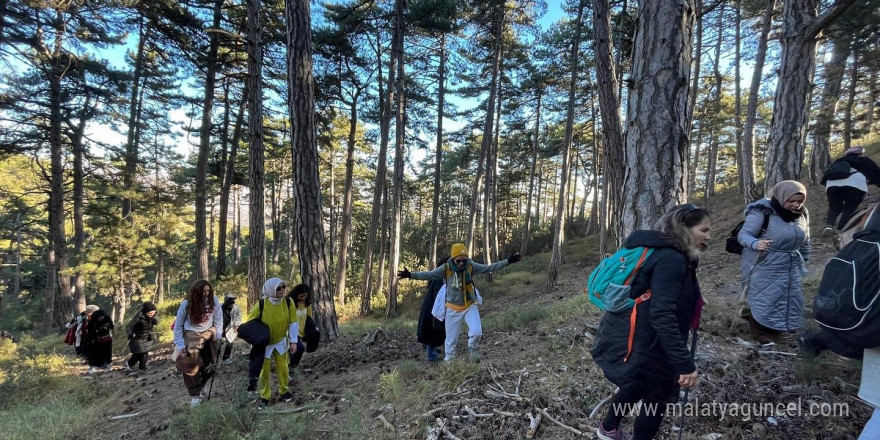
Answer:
[
  {"xmin": 398, "ymin": 243, "xmax": 521, "ymax": 362},
  {"xmin": 246, "ymin": 277, "xmax": 298, "ymax": 409}
]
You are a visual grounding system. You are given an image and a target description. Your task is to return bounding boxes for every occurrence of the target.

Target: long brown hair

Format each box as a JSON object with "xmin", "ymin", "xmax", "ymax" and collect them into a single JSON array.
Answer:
[{"xmin": 185, "ymin": 279, "xmax": 215, "ymax": 320}]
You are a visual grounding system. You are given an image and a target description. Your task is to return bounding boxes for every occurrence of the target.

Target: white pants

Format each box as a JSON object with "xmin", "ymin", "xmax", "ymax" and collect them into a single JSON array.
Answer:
[{"xmin": 444, "ymin": 305, "xmax": 481, "ymax": 362}]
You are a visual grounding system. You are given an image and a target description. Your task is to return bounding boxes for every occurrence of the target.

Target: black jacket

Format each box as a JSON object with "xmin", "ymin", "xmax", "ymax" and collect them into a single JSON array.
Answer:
[
  {"xmin": 126, "ymin": 311, "xmax": 158, "ymax": 354},
  {"xmin": 417, "ymin": 277, "xmax": 446, "ymax": 347},
  {"xmin": 590, "ymin": 230, "xmax": 700, "ymax": 401},
  {"xmin": 822, "ymin": 154, "xmax": 880, "ymax": 185}
]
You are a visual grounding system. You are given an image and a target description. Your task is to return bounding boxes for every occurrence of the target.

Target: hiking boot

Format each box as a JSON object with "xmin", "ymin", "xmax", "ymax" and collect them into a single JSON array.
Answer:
[
  {"xmin": 468, "ymin": 348, "xmax": 481, "ymax": 363},
  {"xmin": 823, "ymin": 225, "xmax": 834, "ymax": 237},
  {"xmin": 190, "ymin": 397, "xmax": 202, "ymax": 407},
  {"xmin": 280, "ymin": 391, "xmax": 294, "ymax": 402},
  {"xmin": 596, "ymin": 423, "xmax": 631, "ymax": 440},
  {"xmin": 258, "ymin": 398, "xmax": 270, "ymax": 409}
]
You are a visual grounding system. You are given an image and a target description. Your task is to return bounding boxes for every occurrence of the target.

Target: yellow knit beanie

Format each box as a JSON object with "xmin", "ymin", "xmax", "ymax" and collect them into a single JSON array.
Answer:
[{"xmin": 450, "ymin": 243, "xmax": 468, "ymax": 259}]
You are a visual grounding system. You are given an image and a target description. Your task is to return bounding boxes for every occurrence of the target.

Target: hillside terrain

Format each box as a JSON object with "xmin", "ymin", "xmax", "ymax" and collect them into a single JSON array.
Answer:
[{"xmin": 1, "ymin": 179, "xmax": 874, "ymax": 440}]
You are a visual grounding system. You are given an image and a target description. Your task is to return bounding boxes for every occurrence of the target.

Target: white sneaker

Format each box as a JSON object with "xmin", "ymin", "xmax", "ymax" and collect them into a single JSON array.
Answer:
[
  {"xmin": 823, "ymin": 226, "xmax": 833, "ymax": 237},
  {"xmin": 190, "ymin": 397, "xmax": 202, "ymax": 407},
  {"xmin": 124, "ymin": 362, "xmax": 131, "ymax": 372},
  {"xmin": 87, "ymin": 367, "xmax": 96, "ymax": 375}
]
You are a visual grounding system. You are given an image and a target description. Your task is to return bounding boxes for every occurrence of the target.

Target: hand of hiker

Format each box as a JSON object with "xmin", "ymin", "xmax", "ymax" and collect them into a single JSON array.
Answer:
[
  {"xmin": 397, "ymin": 267, "xmax": 411, "ymax": 279},
  {"xmin": 289, "ymin": 342, "xmax": 298, "ymax": 354},
  {"xmin": 507, "ymin": 253, "xmax": 522, "ymax": 264},
  {"xmin": 755, "ymin": 239, "xmax": 772, "ymax": 251},
  {"xmin": 678, "ymin": 371, "xmax": 698, "ymax": 388}
]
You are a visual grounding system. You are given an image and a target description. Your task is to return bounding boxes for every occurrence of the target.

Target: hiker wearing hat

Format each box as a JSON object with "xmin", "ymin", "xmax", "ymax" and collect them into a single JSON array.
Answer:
[
  {"xmin": 398, "ymin": 244, "xmax": 522, "ymax": 362},
  {"xmin": 85, "ymin": 307, "xmax": 114, "ymax": 375},
  {"xmin": 124, "ymin": 302, "xmax": 159, "ymax": 372},
  {"xmin": 737, "ymin": 180, "xmax": 811, "ymax": 342},
  {"xmin": 220, "ymin": 293, "xmax": 242, "ymax": 363},
  {"xmin": 821, "ymin": 146, "xmax": 880, "ymax": 235}
]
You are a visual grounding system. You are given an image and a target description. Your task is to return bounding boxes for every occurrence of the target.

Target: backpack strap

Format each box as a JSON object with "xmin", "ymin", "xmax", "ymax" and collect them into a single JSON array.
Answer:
[
  {"xmin": 624, "ymin": 291, "xmax": 652, "ymax": 362},
  {"xmin": 258, "ymin": 298, "xmax": 264, "ymax": 320}
]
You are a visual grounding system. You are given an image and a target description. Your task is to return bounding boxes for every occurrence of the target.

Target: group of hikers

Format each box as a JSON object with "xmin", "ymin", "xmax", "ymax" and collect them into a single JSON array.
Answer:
[{"xmin": 60, "ymin": 147, "xmax": 879, "ymax": 437}]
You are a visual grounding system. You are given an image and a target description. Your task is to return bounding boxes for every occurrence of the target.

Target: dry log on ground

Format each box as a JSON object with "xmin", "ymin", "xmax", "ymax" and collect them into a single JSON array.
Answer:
[
  {"xmin": 538, "ymin": 408, "xmax": 584, "ymax": 436},
  {"xmin": 526, "ymin": 411, "xmax": 543, "ymax": 438}
]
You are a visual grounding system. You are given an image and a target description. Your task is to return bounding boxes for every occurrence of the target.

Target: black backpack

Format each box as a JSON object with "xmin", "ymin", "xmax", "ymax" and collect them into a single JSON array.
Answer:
[
  {"xmin": 813, "ymin": 229, "xmax": 880, "ymax": 355},
  {"xmin": 725, "ymin": 212, "xmax": 770, "ymax": 254},
  {"xmin": 823, "ymin": 160, "xmax": 853, "ymax": 181}
]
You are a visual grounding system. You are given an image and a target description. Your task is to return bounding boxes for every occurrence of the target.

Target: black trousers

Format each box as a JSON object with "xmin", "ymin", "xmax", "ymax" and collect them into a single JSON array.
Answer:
[
  {"xmin": 826, "ymin": 185, "xmax": 866, "ymax": 230},
  {"xmin": 127, "ymin": 352, "xmax": 148, "ymax": 369},
  {"xmin": 602, "ymin": 383, "xmax": 669, "ymax": 440}
]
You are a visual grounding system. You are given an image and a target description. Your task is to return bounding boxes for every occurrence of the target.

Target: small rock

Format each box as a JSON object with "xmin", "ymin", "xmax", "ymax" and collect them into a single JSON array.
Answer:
[{"xmin": 751, "ymin": 423, "xmax": 766, "ymax": 437}]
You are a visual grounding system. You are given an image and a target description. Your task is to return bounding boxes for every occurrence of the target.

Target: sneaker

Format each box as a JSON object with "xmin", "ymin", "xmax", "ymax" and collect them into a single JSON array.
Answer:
[
  {"xmin": 596, "ymin": 422, "xmax": 631, "ymax": 440},
  {"xmin": 190, "ymin": 397, "xmax": 202, "ymax": 407},
  {"xmin": 87, "ymin": 366, "xmax": 96, "ymax": 375},
  {"xmin": 124, "ymin": 362, "xmax": 131, "ymax": 372},
  {"xmin": 258, "ymin": 398, "xmax": 270, "ymax": 409},
  {"xmin": 823, "ymin": 225, "xmax": 834, "ymax": 237},
  {"xmin": 280, "ymin": 391, "xmax": 294, "ymax": 402},
  {"xmin": 200, "ymin": 388, "xmax": 210, "ymax": 399}
]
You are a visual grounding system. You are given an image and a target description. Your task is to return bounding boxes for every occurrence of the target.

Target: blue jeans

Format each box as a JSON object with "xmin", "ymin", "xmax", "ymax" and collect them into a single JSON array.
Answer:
[{"xmin": 425, "ymin": 345, "xmax": 440, "ymax": 362}]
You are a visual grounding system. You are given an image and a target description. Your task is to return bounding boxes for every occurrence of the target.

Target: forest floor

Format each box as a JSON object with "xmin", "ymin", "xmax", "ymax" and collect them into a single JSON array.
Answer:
[{"xmin": 64, "ymin": 181, "xmax": 872, "ymax": 440}]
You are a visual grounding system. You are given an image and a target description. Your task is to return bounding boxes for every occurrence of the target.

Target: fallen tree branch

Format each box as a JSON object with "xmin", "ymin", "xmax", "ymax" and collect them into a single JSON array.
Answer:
[
  {"xmin": 107, "ymin": 412, "xmax": 142, "ymax": 420},
  {"xmin": 376, "ymin": 413, "xmax": 395, "ymax": 431},
  {"xmin": 436, "ymin": 418, "xmax": 465, "ymax": 440},
  {"xmin": 464, "ymin": 405, "xmax": 493, "ymax": 419},
  {"xmin": 493, "ymin": 409, "xmax": 518, "ymax": 417},
  {"xmin": 526, "ymin": 411, "xmax": 543, "ymax": 438},
  {"xmin": 758, "ymin": 350, "xmax": 797, "ymax": 356},
  {"xmin": 589, "ymin": 393, "xmax": 614, "ymax": 419},
  {"xmin": 538, "ymin": 408, "xmax": 584, "ymax": 436},
  {"xmin": 484, "ymin": 389, "xmax": 530, "ymax": 402}
]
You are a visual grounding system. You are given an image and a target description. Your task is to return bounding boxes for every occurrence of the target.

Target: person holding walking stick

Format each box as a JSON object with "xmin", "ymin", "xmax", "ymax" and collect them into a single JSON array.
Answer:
[
  {"xmin": 173, "ymin": 279, "xmax": 223, "ymax": 407},
  {"xmin": 591, "ymin": 204, "xmax": 710, "ymax": 440}
]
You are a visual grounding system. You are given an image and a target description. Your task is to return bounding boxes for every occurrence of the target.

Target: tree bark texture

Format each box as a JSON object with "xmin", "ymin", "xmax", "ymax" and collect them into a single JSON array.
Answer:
[
  {"xmin": 217, "ymin": 84, "xmax": 247, "ymax": 277},
  {"xmin": 764, "ymin": 0, "xmax": 856, "ymax": 191},
  {"xmin": 842, "ymin": 50, "xmax": 858, "ymax": 151},
  {"xmin": 592, "ymin": 0, "xmax": 625, "ymax": 246},
  {"xmin": 520, "ymin": 89, "xmax": 541, "ymax": 256},
  {"xmin": 123, "ymin": 20, "xmax": 147, "ymax": 220},
  {"xmin": 246, "ymin": 0, "xmax": 265, "ymax": 304},
  {"xmin": 741, "ymin": 0, "xmax": 774, "ymax": 200},
  {"xmin": 621, "ymin": 0, "xmax": 695, "ymax": 237},
  {"xmin": 428, "ymin": 35, "xmax": 446, "ymax": 267},
  {"xmin": 809, "ymin": 36, "xmax": 850, "ymax": 183},
  {"xmin": 287, "ymin": 0, "xmax": 338, "ymax": 340}
]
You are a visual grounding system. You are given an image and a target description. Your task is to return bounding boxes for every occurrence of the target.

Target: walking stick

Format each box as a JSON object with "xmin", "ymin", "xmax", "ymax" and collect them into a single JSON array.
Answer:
[{"xmin": 678, "ymin": 328, "xmax": 699, "ymax": 440}]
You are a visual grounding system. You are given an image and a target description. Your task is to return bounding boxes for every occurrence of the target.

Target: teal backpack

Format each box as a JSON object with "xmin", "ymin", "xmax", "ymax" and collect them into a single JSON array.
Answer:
[{"xmin": 586, "ymin": 247, "xmax": 654, "ymax": 313}]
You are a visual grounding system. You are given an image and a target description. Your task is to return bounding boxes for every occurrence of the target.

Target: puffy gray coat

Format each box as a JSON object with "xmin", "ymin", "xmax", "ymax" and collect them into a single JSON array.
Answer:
[
  {"xmin": 126, "ymin": 311, "xmax": 158, "ymax": 354},
  {"xmin": 737, "ymin": 199, "xmax": 811, "ymax": 331}
]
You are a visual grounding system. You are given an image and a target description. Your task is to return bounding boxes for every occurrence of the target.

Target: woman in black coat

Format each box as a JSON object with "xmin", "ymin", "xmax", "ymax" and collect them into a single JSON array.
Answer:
[
  {"xmin": 85, "ymin": 309, "xmax": 114, "ymax": 374},
  {"xmin": 417, "ymin": 257, "xmax": 448, "ymax": 362},
  {"xmin": 125, "ymin": 302, "xmax": 158, "ymax": 371},
  {"xmin": 591, "ymin": 204, "xmax": 711, "ymax": 440}
]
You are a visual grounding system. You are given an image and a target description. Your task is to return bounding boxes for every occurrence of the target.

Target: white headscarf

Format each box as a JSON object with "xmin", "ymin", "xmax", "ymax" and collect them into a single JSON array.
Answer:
[{"xmin": 262, "ymin": 277, "xmax": 285, "ymax": 305}]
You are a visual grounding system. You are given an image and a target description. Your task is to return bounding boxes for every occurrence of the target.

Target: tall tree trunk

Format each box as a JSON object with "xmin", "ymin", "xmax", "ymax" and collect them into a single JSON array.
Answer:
[
  {"xmin": 520, "ymin": 89, "xmax": 541, "ymax": 255},
  {"xmin": 123, "ymin": 20, "xmax": 148, "ymax": 219},
  {"xmin": 621, "ymin": 0, "xmax": 695, "ymax": 237},
  {"xmin": 156, "ymin": 256, "xmax": 164, "ymax": 304},
  {"xmin": 734, "ymin": 0, "xmax": 744, "ymax": 201},
  {"xmin": 548, "ymin": 0, "xmax": 584, "ymax": 288},
  {"xmin": 764, "ymin": 0, "xmax": 856, "ymax": 190},
  {"xmin": 867, "ymin": 69, "xmax": 877, "ymax": 129},
  {"xmin": 842, "ymin": 49, "xmax": 859, "ymax": 151},
  {"xmin": 360, "ymin": 30, "xmax": 392, "ymax": 316},
  {"xmin": 217, "ymin": 84, "xmax": 247, "ymax": 277},
  {"xmin": 466, "ymin": 4, "xmax": 504, "ymax": 252},
  {"xmin": 687, "ymin": 2, "xmax": 703, "ymax": 200},
  {"xmin": 234, "ymin": 187, "xmax": 242, "ymax": 264},
  {"xmin": 287, "ymin": 0, "xmax": 338, "ymax": 340},
  {"xmin": 428, "ymin": 34, "xmax": 446, "ymax": 267},
  {"xmin": 742, "ymin": 0, "xmax": 775, "ymax": 199},
  {"xmin": 71, "ymin": 94, "xmax": 90, "ymax": 313},
  {"xmin": 246, "ymin": 0, "xmax": 265, "ymax": 303},
  {"xmin": 270, "ymin": 177, "xmax": 279, "ymax": 265},
  {"xmin": 704, "ymin": 4, "xmax": 725, "ymax": 199},
  {"xmin": 386, "ymin": 0, "xmax": 406, "ymax": 318},
  {"xmin": 809, "ymin": 36, "xmax": 851, "ymax": 183},
  {"xmin": 195, "ymin": 0, "xmax": 224, "ymax": 280},
  {"xmin": 335, "ymin": 90, "xmax": 360, "ymax": 305},
  {"xmin": 593, "ymin": 0, "xmax": 625, "ymax": 247}
]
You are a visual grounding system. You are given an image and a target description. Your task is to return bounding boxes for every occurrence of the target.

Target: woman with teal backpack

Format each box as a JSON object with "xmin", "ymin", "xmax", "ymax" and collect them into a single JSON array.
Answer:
[{"xmin": 591, "ymin": 204, "xmax": 711, "ymax": 440}]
